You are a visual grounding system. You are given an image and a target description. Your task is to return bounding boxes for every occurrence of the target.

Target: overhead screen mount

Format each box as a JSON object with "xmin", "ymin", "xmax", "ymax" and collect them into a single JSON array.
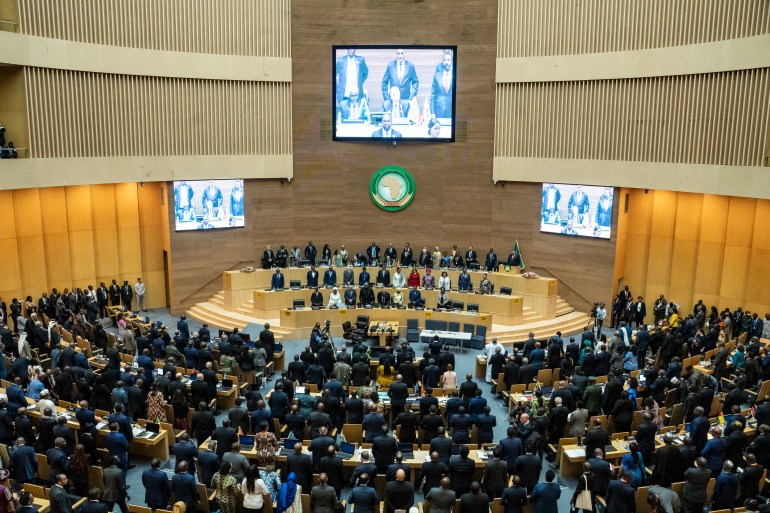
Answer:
[{"xmin": 333, "ymin": 45, "xmax": 457, "ymax": 142}]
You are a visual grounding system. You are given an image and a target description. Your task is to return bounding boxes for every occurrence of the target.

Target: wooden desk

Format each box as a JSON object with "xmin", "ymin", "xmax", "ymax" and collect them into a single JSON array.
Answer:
[
  {"xmin": 225, "ymin": 267, "xmax": 556, "ymax": 319},
  {"xmin": 559, "ymin": 440, "xmax": 630, "ymax": 477},
  {"xmin": 280, "ymin": 307, "xmax": 491, "ymax": 338},
  {"xmin": 273, "ymin": 349, "xmax": 286, "ymax": 372},
  {"xmin": 33, "ymin": 497, "xmax": 50, "ymax": 513},
  {"xmin": 255, "ymin": 287, "xmax": 524, "ymax": 323},
  {"xmin": 368, "ymin": 321, "xmax": 399, "ymax": 346},
  {"xmin": 475, "ymin": 356, "xmax": 486, "ymax": 379}
]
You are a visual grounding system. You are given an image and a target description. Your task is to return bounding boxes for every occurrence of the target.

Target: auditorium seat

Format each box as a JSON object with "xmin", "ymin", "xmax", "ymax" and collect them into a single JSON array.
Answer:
[
  {"xmin": 406, "ymin": 318, "xmax": 419, "ymax": 342},
  {"xmin": 469, "ymin": 325, "xmax": 486, "ymax": 349}
]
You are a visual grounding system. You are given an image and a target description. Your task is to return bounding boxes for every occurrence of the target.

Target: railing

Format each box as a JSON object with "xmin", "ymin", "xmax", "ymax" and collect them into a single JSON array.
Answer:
[
  {"xmin": 529, "ymin": 264, "xmax": 594, "ymax": 311},
  {"xmin": 0, "ymin": 19, "xmax": 18, "ymax": 32},
  {"xmin": 177, "ymin": 259, "xmax": 253, "ymax": 306}
]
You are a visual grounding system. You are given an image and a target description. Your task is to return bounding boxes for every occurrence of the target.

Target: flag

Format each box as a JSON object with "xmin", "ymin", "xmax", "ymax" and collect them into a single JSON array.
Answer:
[
  {"xmin": 422, "ymin": 98, "xmax": 432, "ymax": 124},
  {"xmin": 360, "ymin": 96, "xmax": 370, "ymax": 123},
  {"xmin": 514, "ymin": 240, "xmax": 525, "ymax": 269},
  {"xmin": 409, "ymin": 98, "xmax": 420, "ymax": 124}
]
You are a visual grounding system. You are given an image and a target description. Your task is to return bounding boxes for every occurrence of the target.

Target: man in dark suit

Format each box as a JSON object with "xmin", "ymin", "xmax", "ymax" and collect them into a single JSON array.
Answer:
[
  {"xmin": 514, "ymin": 444, "xmax": 541, "ymax": 494},
  {"xmin": 500, "ymin": 477, "xmax": 528, "ymax": 513},
  {"xmin": 191, "ymin": 402, "xmax": 216, "ymax": 448},
  {"xmin": 386, "ymin": 453, "xmax": 411, "ymax": 482},
  {"xmin": 381, "ymin": 49, "xmax": 419, "ymax": 102},
  {"xmin": 105, "ymin": 423, "xmax": 129, "ymax": 474},
  {"xmin": 371, "ymin": 113, "xmax": 402, "ymax": 139},
  {"xmin": 336, "ymin": 49, "xmax": 368, "ymax": 104},
  {"xmin": 400, "ymin": 244, "xmax": 413, "ymax": 266},
  {"xmin": 306, "ymin": 265, "xmax": 319, "ymax": 288},
  {"xmin": 430, "ymin": 51, "xmax": 454, "ymax": 118},
  {"xmin": 319, "ymin": 445, "xmax": 344, "ymax": 497},
  {"xmin": 530, "ymin": 470, "xmax": 561, "ymax": 513},
  {"xmin": 212, "ymin": 419, "xmax": 237, "ymax": 459},
  {"xmin": 271, "ymin": 269, "xmax": 285, "ymax": 290},
  {"xmin": 286, "ymin": 443, "xmax": 314, "ymax": 492},
  {"xmin": 102, "ymin": 457, "xmax": 128, "ymax": 513},
  {"xmin": 310, "ymin": 473, "xmax": 339, "ymax": 513},
  {"xmin": 197, "ymin": 440, "xmax": 220, "ymax": 487},
  {"xmin": 385, "ymin": 468, "xmax": 414, "ymax": 513},
  {"xmin": 171, "ymin": 461, "xmax": 199, "ymax": 513},
  {"xmin": 500, "ymin": 426, "xmax": 523, "ymax": 474},
  {"xmin": 683, "ymin": 457, "xmax": 711, "ymax": 513},
  {"xmin": 108, "ymin": 279, "xmax": 121, "ymax": 306},
  {"xmin": 690, "ymin": 407, "xmax": 710, "ymax": 454},
  {"xmin": 170, "ymin": 433, "xmax": 197, "ymax": 473},
  {"xmin": 49, "ymin": 474, "xmax": 75, "ymax": 513},
  {"xmin": 349, "ymin": 473, "xmax": 379, "ymax": 513},
  {"xmin": 419, "ymin": 451, "xmax": 449, "ymax": 494},
  {"xmin": 483, "ymin": 447, "xmax": 508, "ymax": 499},
  {"xmin": 372, "ymin": 426, "xmax": 398, "ymax": 475},
  {"xmin": 605, "ymin": 472, "xmax": 636, "ymax": 513},
  {"xmin": 9, "ymin": 437, "xmax": 38, "ymax": 484},
  {"xmin": 588, "ymin": 449, "xmax": 612, "ymax": 497},
  {"xmin": 738, "ymin": 453, "xmax": 764, "ymax": 502},
  {"xmin": 79, "ymin": 489, "xmax": 108, "ymax": 513},
  {"xmin": 651, "ymin": 434, "xmax": 683, "ymax": 487},
  {"xmin": 350, "ymin": 451, "xmax": 378, "ymax": 489},
  {"xmin": 426, "ymin": 477, "xmax": 457, "ymax": 513},
  {"xmin": 584, "ymin": 418, "xmax": 610, "ymax": 459},
  {"xmin": 449, "ymin": 445, "xmax": 476, "ymax": 497},
  {"xmin": 142, "ymin": 458, "xmax": 171, "ymax": 511},
  {"xmin": 459, "ymin": 482, "xmax": 490, "ymax": 513},
  {"xmin": 430, "ymin": 427, "xmax": 453, "ymax": 467}
]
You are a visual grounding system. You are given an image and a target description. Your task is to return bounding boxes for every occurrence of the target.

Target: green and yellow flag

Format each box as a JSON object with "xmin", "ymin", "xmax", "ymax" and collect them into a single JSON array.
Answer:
[{"xmin": 515, "ymin": 240, "xmax": 525, "ymax": 269}]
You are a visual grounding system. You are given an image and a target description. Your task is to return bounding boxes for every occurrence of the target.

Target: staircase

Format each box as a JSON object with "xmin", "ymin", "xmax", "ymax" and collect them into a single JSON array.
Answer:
[{"xmin": 186, "ymin": 291, "xmax": 292, "ymax": 336}]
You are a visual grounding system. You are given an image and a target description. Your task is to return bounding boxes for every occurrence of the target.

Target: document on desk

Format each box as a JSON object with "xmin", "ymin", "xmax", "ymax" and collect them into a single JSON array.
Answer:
[{"xmin": 565, "ymin": 449, "xmax": 584, "ymax": 459}]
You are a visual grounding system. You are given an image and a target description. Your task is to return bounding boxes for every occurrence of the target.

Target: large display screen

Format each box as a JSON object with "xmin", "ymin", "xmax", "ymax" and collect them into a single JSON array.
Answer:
[
  {"xmin": 173, "ymin": 179, "xmax": 245, "ymax": 231},
  {"xmin": 540, "ymin": 183, "xmax": 614, "ymax": 239},
  {"xmin": 333, "ymin": 46, "xmax": 457, "ymax": 141}
]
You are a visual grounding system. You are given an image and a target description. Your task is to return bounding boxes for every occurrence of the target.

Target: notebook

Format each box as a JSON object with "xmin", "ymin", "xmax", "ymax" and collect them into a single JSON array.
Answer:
[
  {"xmin": 240, "ymin": 435, "xmax": 255, "ymax": 451},
  {"xmin": 337, "ymin": 441, "xmax": 356, "ymax": 460}
]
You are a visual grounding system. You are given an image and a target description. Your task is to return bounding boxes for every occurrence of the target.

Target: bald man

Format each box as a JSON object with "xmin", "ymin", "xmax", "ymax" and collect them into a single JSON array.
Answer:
[
  {"xmin": 426, "ymin": 477, "xmax": 457, "ymax": 513},
  {"xmin": 310, "ymin": 473, "xmax": 338, "ymax": 513},
  {"xmin": 385, "ymin": 468, "xmax": 415, "ymax": 513}
]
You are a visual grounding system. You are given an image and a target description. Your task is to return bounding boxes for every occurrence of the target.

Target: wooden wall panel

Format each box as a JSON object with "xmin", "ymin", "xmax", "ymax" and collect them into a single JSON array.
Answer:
[
  {"xmin": 0, "ymin": 183, "xmax": 167, "ymax": 308},
  {"xmin": 618, "ymin": 187, "xmax": 770, "ymax": 315},
  {"xmin": 495, "ymin": 70, "xmax": 770, "ymax": 167},
  {"xmin": 497, "ymin": 0, "xmax": 770, "ymax": 57},
  {"xmin": 23, "ymin": 68, "xmax": 293, "ymax": 159},
  {"xmin": 17, "ymin": 0, "xmax": 291, "ymax": 57}
]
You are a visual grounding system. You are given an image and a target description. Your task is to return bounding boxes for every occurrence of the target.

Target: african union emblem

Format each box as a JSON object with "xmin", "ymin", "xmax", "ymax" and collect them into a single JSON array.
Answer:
[{"xmin": 370, "ymin": 166, "xmax": 415, "ymax": 212}]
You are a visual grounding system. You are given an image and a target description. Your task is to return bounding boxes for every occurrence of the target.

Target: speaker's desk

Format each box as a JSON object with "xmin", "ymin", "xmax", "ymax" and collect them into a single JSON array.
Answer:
[
  {"xmin": 225, "ymin": 267, "xmax": 557, "ymax": 318},
  {"xmin": 279, "ymin": 306, "xmax": 492, "ymax": 334},
  {"xmin": 254, "ymin": 287, "xmax": 523, "ymax": 323}
]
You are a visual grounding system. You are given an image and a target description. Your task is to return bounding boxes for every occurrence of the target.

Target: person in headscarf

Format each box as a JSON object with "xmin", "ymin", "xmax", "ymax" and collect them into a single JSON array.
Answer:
[{"xmin": 276, "ymin": 472, "xmax": 301, "ymax": 513}]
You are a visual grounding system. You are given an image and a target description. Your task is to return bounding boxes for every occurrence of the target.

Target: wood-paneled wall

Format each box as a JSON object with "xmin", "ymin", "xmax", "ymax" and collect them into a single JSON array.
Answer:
[
  {"xmin": 497, "ymin": 0, "xmax": 770, "ymax": 57},
  {"xmin": 614, "ymin": 188, "xmax": 770, "ymax": 315},
  {"xmin": 17, "ymin": 0, "xmax": 291, "ymax": 57},
  {"xmin": 164, "ymin": 0, "xmax": 619, "ymax": 314},
  {"xmin": 495, "ymin": 70, "xmax": 770, "ymax": 166},
  {"xmin": 0, "ymin": 183, "xmax": 166, "ymax": 308},
  {"xmin": 23, "ymin": 68, "xmax": 292, "ymax": 158}
]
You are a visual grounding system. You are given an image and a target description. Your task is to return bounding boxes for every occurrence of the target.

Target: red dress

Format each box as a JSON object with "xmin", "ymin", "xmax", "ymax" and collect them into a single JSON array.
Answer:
[{"xmin": 408, "ymin": 272, "xmax": 420, "ymax": 287}]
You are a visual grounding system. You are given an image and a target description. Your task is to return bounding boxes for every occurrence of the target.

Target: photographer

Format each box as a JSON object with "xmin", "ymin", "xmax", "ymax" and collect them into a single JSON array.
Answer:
[{"xmin": 595, "ymin": 302, "xmax": 607, "ymax": 333}]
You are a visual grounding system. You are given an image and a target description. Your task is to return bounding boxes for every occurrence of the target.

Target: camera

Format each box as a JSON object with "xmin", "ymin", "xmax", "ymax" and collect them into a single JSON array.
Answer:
[{"xmin": 591, "ymin": 302, "xmax": 599, "ymax": 318}]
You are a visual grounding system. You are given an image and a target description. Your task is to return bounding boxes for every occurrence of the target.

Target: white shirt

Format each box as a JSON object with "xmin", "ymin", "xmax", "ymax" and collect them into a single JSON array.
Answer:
[
  {"xmin": 135, "ymin": 282, "xmax": 145, "ymax": 295},
  {"xmin": 328, "ymin": 292, "xmax": 342, "ymax": 307},
  {"xmin": 438, "ymin": 276, "xmax": 451, "ymax": 290},
  {"xmin": 392, "ymin": 273, "xmax": 406, "ymax": 288},
  {"xmin": 345, "ymin": 56, "xmax": 358, "ymax": 97},
  {"xmin": 241, "ymin": 478, "xmax": 269, "ymax": 509}
]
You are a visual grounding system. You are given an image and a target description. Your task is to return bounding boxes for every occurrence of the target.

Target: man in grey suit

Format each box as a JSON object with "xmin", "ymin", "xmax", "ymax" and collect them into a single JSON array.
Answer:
[
  {"xmin": 426, "ymin": 477, "xmax": 457, "ymax": 513},
  {"xmin": 222, "ymin": 442, "xmax": 250, "ymax": 483},
  {"xmin": 683, "ymin": 457, "xmax": 712, "ymax": 513},
  {"xmin": 102, "ymin": 457, "xmax": 129, "ymax": 513},
  {"xmin": 310, "ymin": 473, "xmax": 338, "ymax": 513},
  {"xmin": 430, "ymin": 51, "xmax": 454, "ymax": 118}
]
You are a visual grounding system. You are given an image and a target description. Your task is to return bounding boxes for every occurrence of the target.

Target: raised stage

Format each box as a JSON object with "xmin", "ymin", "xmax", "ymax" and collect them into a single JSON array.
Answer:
[{"xmin": 187, "ymin": 267, "xmax": 590, "ymax": 345}]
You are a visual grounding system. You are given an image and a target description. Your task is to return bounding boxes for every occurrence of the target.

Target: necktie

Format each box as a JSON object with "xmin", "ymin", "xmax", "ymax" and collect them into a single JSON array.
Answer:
[{"xmin": 444, "ymin": 72, "xmax": 450, "ymax": 94}]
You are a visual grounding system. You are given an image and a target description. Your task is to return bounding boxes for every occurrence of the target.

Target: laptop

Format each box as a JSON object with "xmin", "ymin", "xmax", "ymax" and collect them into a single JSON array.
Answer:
[
  {"xmin": 296, "ymin": 386, "xmax": 308, "ymax": 394},
  {"xmin": 280, "ymin": 438, "xmax": 299, "ymax": 456},
  {"xmin": 604, "ymin": 444, "xmax": 616, "ymax": 454},
  {"xmin": 337, "ymin": 441, "xmax": 356, "ymax": 460},
  {"xmin": 240, "ymin": 435, "xmax": 255, "ymax": 451},
  {"xmin": 220, "ymin": 378, "xmax": 233, "ymax": 389},
  {"xmin": 398, "ymin": 442, "xmax": 414, "ymax": 458},
  {"xmin": 145, "ymin": 422, "xmax": 160, "ymax": 434}
]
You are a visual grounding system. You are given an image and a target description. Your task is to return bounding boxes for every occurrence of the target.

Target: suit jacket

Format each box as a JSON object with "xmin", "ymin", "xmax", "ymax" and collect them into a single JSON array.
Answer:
[
  {"xmin": 336, "ymin": 54, "xmax": 369, "ymax": 101},
  {"xmin": 530, "ymin": 482, "xmax": 560, "ymax": 513},
  {"xmin": 385, "ymin": 479, "xmax": 414, "ymax": 513},
  {"xmin": 381, "ymin": 60, "xmax": 419, "ymax": 100},
  {"xmin": 371, "ymin": 128, "xmax": 402, "ymax": 139},
  {"xmin": 483, "ymin": 458, "xmax": 508, "ymax": 497},
  {"xmin": 499, "ymin": 436, "xmax": 522, "ymax": 472},
  {"xmin": 79, "ymin": 502, "xmax": 108, "ymax": 513},
  {"xmin": 287, "ymin": 452, "xmax": 314, "ymax": 491},
  {"xmin": 584, "ymin": 427, "xmax": 610, "ymax": 459},
  {"xmin": 320, "ymin": 455, "xmax": 345, "ymax": 495},
  {"xmin": 426, "ymin": 487, "xmax": 456, "ymax": 513},
  {"xmin": 588, "ymin": 457, "xmax": 612, "ymax": 496},
  {"xmin": 500, "ymin": 486, "xmax": 528, "ymax": 513},
  {"xmin": 683, "ymin": 467, "xmax": 712, "ymax": 503},
  {"xmin": 430, "ymin": 69, "xmax": 454, "ymax": 118},
  {"xmin": 605, "ymin": 480, "xmax": 636, "ymax": 513},
  {"xmin": 49, "ymin": 485, "xmax": 75, "ymax": 513},
  {"xmin": 171, "ymin": 472, "xmax": 199, "ymax": 510},
  {"xmin": 142, "ymin": 467, "xmax": 171, "ymax": 508},
  {"xmin": 450, "ymin": 455, "xmax": 476, "ymax": 496},
  {"xmin": 102, "ymin": 465, "xmax": 127, "ymax": 502},
  {"xmin": 514, "ymin": 454, "xmax": 541, "ymax": 491},
  {"xmin": 10, "ymin": 444, "xmax": 38, "ymax": 482},
  {"xmin": 197, "ymin": 449, "xmax": 220, "ymax": 487},
  {"xmin": 690, "ymin": 416, "xmax": 710, "ymax": 453},
  {"xmin": 310, "ymin": 484, "xmax": 338, "ymax": 513},
  {"xmin": 459, "ymin": 492, "xmax": 490, "ymax": 513}
]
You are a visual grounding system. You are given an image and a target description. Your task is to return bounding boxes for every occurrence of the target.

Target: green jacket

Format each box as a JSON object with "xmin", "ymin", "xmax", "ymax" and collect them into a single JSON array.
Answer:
[{"xmin": 583, "ymin": 384, "xmax": 603, "ymax": 414}]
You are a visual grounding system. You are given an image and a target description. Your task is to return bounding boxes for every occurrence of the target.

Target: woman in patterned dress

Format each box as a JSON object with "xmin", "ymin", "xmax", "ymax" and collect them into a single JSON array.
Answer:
[
  {"xmin": 171, "ymin": 388, "xmax": 190, "ymax": 433},
  {"xmin": 253, "ymin": 421, "xmax": 280, "ymax": 466},
  {"xmin": 146, "ymin": 384, "xmax": 167, "ymax": 423},
  {"xmin": 211, "ymin": 462, "xmax": 239, "ymax": 513}
]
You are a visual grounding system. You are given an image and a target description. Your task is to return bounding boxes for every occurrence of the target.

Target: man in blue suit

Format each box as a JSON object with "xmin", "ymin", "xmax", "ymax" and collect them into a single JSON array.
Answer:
[
  {"xmin": 105, "ymin": 423, "xmax": 129, "ymax": 476},
  {"xmin": 529, "ymin": 470, "xmax": 561, "ymax": 513},
  {"xmin": 75, "ymin": 401, "xmax": 96, "ymax": 427},
  {"xmin": 349, "ymin": 473, "xmax": 379, "ymax": 513},
  {"xmin": 499, "ymin": 427, "xmax": 523, "ymax": 474},
  {"xmin": 6, "ymin": 378, "xmax": 26, "ymax": 416},
  {"xmin": 359, "ymin": 267, "xmax": 371, "ymax": 287},
  {"xmin": 430, "ymin": 51, "xmax": 454, "ymax": 118},
  {"xmin": 197, "ymin": 440, "xmax": 221, "ymax": 487},
  {"xmin": 323, "ymin": 266, "xmax": 337, "ymax": 288},
  {"xmin": 307, "ymin": 265, "xmax": 319, "ymax": 288},
  {"xmin": 271, "ymin": 268, "xmax": 285, "ymax": 290},
  {"xmin": 336, "ymin": 49, "xmax": 369, "ymax": 104},
  {"xmin": 409, "ymin": 287, "xmax": 424, "ymax": 308},
  {"xmin": 9, "ymin": 436, "xmax": 38, "ymax": 484},
  {"xmin": 171, "ymin": 461, "xmax": 199, "ymax": 513},
  {"xmin": 690, "ymin": 407, "xmax": 710, "ymax": 454},
  {"xmin": 108, "ymin": 405, "xmax": 133, "ymax": 443},
  {"xmin": 171, "ymin": 433, "xmax": 198, "ymax": 473},
  {"xmin": 381, "ymin": 49, "xmax": 419, "ymax": 102},
  {"xmin": 142, "ymin": 458, "xmax": 171, "ymax": 511},
  {"xmin": 177, "ymin": 315, "xmax": 190, "ymax": 342}
]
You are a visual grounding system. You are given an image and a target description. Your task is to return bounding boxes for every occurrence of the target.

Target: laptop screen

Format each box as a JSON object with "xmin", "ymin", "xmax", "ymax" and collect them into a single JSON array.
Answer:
[
  {"xmin": 284, "ymin": 439, "xmax": 297, "ymax": 449},
  {"xmin": 340, "ymin": 442, "xmax": 356, "ymax": 454},
  {"xmin": 221, "ymin": 379, "xmax": 233, "ymax": 388},
  {"xmin": 145, "ymin": 422, "xmax": 160, "ymax": 433},
  {"xmin": 398, "ymin": 443, "xmax": 413, "ymax": 453},
  {"xmin": 239, "ymin": 435, "xmax": 255, "ymax": 446}
]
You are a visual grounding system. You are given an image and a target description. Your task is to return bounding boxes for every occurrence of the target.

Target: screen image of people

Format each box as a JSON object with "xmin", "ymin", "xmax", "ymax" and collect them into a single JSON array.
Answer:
[
  {"xmin": 173, "ymin": 179, "xmax": 245, "ymax": 231},
  {"xmin": 540, "ymin": 183, "xmax": 614, "ymax": 239},
  {"xmin": 334, "ymin": 46, "xmax": 456, "ymax": 140}
]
